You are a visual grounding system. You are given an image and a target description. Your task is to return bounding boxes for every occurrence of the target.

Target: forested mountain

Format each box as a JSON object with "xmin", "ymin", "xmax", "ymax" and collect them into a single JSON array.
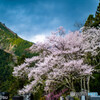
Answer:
[
  {"xmin": 0, "ymin": 22, "xmax": 33, "ymax": 56},
  {"xmin": 0, "ymin": 22, "xmax": 34, "ymax": 98}
]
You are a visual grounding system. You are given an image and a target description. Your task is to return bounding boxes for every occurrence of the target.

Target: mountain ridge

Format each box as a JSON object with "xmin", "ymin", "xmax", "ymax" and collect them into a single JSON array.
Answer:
[
  {"xmin": 0, "ymin": 22, "xmax": 17, "ymax": 36},
  {"xmin": 0, "ymin": 22, "xmax": 33, "ymax": 56}
]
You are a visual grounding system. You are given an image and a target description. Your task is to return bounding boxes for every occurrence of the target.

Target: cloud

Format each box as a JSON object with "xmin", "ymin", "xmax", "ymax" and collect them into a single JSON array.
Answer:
[
  {"xmin": 29, "ymin": 34, "xmax": 47, "ymax": 43},
  {"xmin": 19, "ymin": 31, "xmax": 50, "ymax": 43},
  {"xmin": 0, "ymin": 0, "xmax": 99, "ymax": 43}
]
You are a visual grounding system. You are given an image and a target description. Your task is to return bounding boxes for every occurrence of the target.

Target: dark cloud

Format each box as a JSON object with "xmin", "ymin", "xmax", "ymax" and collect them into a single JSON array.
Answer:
[{"xmin": 0, "ymin": 0, "xmax": 99, "ymax": 42}]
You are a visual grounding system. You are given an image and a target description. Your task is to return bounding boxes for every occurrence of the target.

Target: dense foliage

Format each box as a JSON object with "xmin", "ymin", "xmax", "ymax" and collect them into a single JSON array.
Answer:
[
  {"xmin": 0, "ymin": 49, "xmax": 13, "ymax": 84},
  {"xmin": 0, "ymin": 49, "xmax": 30, "ymax": 98},
  {"xmin": 0, "ymin": 49, "xmax": 14, "ymax": 94}
]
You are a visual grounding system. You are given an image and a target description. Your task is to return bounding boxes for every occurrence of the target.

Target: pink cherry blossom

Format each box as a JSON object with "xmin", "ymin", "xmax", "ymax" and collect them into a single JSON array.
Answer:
[{"xmin": 13, "ymin": 27, "xmax": 100, "ymax": 94}]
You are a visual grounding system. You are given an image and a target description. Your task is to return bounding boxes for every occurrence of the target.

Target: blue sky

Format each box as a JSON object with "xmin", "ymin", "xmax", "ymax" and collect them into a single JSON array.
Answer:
[{"xmin": 0, "ymin": 0, "xmax": 99, "ymax": 42}]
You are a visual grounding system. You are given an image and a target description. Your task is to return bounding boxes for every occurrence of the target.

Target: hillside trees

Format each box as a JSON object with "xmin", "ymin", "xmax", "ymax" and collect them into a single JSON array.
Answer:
[
  {"xmin": 84, "ymin": 3, "xmax": 100, "ymax": 28},
  {"xmin": 94, "ymin": 3, "xmax": 100, "ymax": 27},
  {"xmin": 0, "ymin": 49, "xmax": 28, "ymax": 98},
  {"xmin": 13, "ymin": 27, "xmax": 99, "ymax": 95},
  {"xmin": 84, "ymin": 15, "xmax": 94, "ymax": 27},
  {"xmin": 0, "ymin": 22, "xmax": 33, "ymax": 57},
  {"xmin": 0, "ymin": 49, "xmax": 14, "ymax": 92}
]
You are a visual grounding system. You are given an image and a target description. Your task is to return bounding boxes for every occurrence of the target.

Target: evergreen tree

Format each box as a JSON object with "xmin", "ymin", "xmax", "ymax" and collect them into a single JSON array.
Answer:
[
  {"xmin": 84, "ymin": 2, "xmax": 100, "ymax": 28},
  {"xmin": 84, "ymin": 15, "xmax": 94, "ymax": 27},
  {"xmin": 94, "ymin": 3, "xmax": 100, "ymax": 27}
]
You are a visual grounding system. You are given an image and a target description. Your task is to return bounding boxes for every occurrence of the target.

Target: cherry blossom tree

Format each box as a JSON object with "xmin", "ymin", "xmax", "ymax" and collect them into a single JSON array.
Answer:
[
  {"xmin": 13, "ymin": 26, "xmax": 95, "ymax": 95},
  {"xmin": 82, "ymin": 27, "xmax": 100, "ymax": 92}
]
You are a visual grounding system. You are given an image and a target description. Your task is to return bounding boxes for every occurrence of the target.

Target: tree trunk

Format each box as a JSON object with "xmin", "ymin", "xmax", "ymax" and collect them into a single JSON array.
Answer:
[
  {"xmin": 83, "ymin": 77, "xmax": 86, "ymax": 91},
  {"xmin": 87, "ymin": 76, "xmax": 90, "ymax": 92},
  {"xmin": 71, "ymin": 77, "xmax": 75, "ymax": 92},
  {"xmin": 81, "ymin": 77, "xmax": 83, "ymax": 91},
  {"xmin": 72, "ymin": 79, "xmax": 75, "ymax": 92}
]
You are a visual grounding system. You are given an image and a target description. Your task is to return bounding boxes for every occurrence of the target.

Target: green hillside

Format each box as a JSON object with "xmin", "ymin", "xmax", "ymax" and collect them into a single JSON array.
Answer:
[
  {"xmin": 0, "ymin": 22, "xmax": 33, "ymax": 56},
  {"xmin": 0, "ymin": 23, "xmax": 34, "ymax": 97}
]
